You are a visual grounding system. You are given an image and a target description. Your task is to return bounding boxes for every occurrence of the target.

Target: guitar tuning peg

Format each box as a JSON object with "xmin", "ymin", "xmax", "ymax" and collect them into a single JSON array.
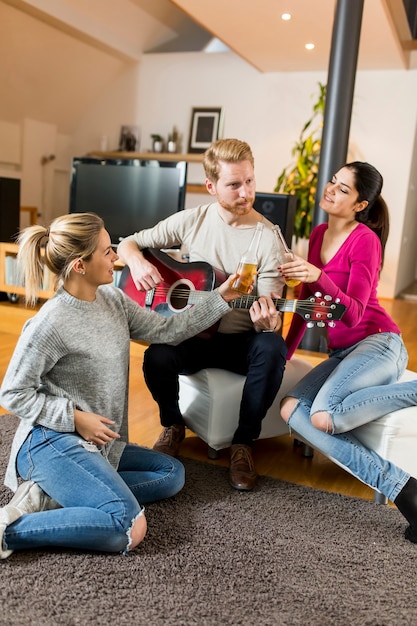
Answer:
[
  {"xmin": 314, "ymin": 291, "xmax": 322, "ymax": 298},
  {"xmin": 317, "ymin": 321, "xmax": 325, "ymax": 328},
  {"xmin": 328, "ymin": 321, "xmax": 336, "ymax": 328},
  {"xmin": 306, "ymin": 322, "xmax": 314, "ymax": 328},
  {"xmin": 335, "ymin": 298, "xmax": 340, "ymax": 303},
  {"xmin": 324, "ymin": 294, "xmax": 332, "ymax": 301}
]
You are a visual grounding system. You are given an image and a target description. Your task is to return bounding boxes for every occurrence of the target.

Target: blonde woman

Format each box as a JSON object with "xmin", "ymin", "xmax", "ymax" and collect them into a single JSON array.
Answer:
[{"xmin": 0, "ymin": 212, "xmax": 241, "ymax": 559}]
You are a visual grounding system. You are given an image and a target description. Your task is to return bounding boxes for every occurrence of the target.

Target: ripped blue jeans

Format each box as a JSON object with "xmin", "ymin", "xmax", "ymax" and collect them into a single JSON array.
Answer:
[
  {"xmin": 285, "ymin": 333, "xmax": 415, "ymax": 502},
  {"xmin": 3, "ymin": 426, "xmax": 184, "ymax": 555}
]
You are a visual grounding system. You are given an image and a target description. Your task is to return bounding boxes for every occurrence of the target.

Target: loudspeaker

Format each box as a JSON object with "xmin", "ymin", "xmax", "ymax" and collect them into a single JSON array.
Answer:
[
  {"xmin": 0, "ymin": 177, "xmax": 20, "ymax": 242},
  {"xmin": 253, "ymin": 192, "xmax": 297, "ymax": 245}
]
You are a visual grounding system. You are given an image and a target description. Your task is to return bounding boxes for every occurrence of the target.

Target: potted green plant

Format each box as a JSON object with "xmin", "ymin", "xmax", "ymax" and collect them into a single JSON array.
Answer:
[
  {"xmin": 151, "ymin": 134, "xmax": 164, "ymax": 152},
  {"xmin": 167, "ymin": 126, "xmax": 179, "ymax": 153},
  {"xmin": 274, "ymin": 82, "xmax": 326, "ymax": 242}
]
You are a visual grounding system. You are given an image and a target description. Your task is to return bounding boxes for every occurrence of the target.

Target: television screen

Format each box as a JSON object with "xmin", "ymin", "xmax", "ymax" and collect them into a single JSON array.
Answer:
[{"xmin": 69, "ymin": 157, "xmax": 188, "ymax": 246}]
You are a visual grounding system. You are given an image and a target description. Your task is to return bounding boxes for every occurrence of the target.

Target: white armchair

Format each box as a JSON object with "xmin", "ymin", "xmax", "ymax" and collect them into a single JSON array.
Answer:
[
  {"xmin": 178, "ymin": 357, "xmax": 313, "ymax": 458},
  {"xmin": 179, "ymin": 359, "xmax": 417, "ymax": 504}
]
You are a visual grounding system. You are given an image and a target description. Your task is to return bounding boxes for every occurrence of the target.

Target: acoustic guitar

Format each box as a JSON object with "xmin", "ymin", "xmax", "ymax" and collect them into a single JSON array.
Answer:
[{"xmin": 118, "ymin": 248, "xmax": 346, "ymax": 330}]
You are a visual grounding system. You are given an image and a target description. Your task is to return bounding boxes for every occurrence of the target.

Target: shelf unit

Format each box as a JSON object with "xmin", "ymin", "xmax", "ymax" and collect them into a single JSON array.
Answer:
[
  {"xmin": 0, "ymin": 242, "xmax": 124, "ymax": 301},
  {"xmin": 88, "ymin": 150, "xmax": 204, "ymax": 163},
  {"xmin": 0, "ymin": 242, "xmax": 54, "ymax": 299}
]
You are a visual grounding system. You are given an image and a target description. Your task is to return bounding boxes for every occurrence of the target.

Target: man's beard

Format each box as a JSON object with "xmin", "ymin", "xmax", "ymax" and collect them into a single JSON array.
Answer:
[{"xmin": 220, "ymin": 198, "xmax": 254, "ymax": 214}]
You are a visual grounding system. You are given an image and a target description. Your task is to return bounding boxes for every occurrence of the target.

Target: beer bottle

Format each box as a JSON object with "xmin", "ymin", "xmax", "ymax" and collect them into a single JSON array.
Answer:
[
  {"xmin": 232, "ymin": 222, "xmax": 264, "ymax": 294},
  {"xmin": 272, "ymin": 224, "xmax": 301, "ymax": 287}
]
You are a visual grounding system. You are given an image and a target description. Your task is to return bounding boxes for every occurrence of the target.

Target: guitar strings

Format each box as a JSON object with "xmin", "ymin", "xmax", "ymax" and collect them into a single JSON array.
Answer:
[{"xmin": 134, "ymin": 285, "xmax": 339, "ymax": 312}]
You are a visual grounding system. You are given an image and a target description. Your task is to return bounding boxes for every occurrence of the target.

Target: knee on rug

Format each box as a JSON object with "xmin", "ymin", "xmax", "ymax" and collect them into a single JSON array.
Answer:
[{"xmin": 126, "ymin": 508, "xmax": 147, "ymax": 552}]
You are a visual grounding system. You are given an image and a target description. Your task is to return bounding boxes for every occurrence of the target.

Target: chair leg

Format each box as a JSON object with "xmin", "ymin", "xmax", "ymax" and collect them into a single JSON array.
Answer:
[
  {"xmin": 373, "ymin": 491, "xmax": 388, "ymax": 505},
  {"xmin": 207, "ymin": 446, "xmax": 219, "ymax": 460},
  {"xmin": 302, "ymin": 443, "xmax": 314, "ymax": 458},
  {"xmin": 294, "ymin": 438, "xmax": 314, "ymax": 457}
]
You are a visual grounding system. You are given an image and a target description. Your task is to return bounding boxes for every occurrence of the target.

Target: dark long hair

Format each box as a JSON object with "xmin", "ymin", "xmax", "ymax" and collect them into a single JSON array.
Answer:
[{"xmin": 344, "ymin": 161, "xmax": 389, "ymax": 261}]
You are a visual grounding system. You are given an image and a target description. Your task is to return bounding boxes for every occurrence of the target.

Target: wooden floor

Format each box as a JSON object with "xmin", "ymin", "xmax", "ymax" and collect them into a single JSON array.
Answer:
[{"xmin": 1, "ymin": 292, "xmax": 417, "ymax": 503}]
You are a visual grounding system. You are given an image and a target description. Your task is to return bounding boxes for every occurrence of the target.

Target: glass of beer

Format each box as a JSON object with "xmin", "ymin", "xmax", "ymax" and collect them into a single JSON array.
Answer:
[{"xmin": 232, "ymin": 260, "xmax": 258, "ymax": 294}]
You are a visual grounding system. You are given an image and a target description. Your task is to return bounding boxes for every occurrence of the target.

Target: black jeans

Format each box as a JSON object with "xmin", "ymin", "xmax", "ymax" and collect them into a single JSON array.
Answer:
[{"xmin": 143, "ymin": 331, "xmax": 287, "ymax": 446}]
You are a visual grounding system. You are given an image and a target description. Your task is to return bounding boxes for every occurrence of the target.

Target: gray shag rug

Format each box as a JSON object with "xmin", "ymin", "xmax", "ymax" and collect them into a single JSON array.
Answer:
[{"xmin": 1, "ymin": 413, "xmax": 417, "ymax": 626}]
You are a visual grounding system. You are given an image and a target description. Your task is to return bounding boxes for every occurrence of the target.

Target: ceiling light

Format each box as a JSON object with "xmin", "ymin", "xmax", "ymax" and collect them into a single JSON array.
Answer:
[
  {"xmin": 281, "ymin": 13, "xmax": 291, "ymax": 21},
  {"xmin": 305, "ymin": 43, "xmax": 315, "ymax": 50}
]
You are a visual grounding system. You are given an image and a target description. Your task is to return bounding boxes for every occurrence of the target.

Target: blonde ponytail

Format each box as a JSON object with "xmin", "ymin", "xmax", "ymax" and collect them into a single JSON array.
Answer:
[{"xmin": 17, "ymin": 213, "xmax": 104, "ymax": 306}]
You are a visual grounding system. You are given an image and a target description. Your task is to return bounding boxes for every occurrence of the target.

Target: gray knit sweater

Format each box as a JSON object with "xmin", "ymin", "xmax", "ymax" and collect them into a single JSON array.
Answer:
[{"xmin": 0, "ymin": 285, "xmax": 230, "ymax": 490}]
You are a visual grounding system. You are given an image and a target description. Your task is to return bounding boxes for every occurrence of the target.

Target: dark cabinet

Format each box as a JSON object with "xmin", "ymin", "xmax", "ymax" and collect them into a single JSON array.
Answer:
[{"xmin": 0, "ymin": 177, "xmax": 20, "ymax": 242}]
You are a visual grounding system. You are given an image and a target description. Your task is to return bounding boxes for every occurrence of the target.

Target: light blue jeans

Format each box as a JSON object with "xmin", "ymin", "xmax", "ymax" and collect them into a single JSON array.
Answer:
[
  {"xmin": 285, "ymin": 333, "xmax": 416, "ymax": 502},
  {"xmin": 3, "ymin": 426, "xmax": 185, "ymax": 554}
]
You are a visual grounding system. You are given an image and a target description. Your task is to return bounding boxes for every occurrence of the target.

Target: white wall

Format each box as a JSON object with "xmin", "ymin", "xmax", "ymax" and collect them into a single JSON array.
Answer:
[
  {"xmin": 349, "ymin": 70, "xmax": 417, "ymax": 297},
  {"xmin": 71, "ymin": 63, "xmax": 143, "ymax": 157}
]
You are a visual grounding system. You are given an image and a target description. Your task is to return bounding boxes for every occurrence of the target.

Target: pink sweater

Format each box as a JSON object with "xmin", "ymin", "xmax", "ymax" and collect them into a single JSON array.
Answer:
[{"xmin": 285, "ymin": 223, "xmax": 400, "ymax": 359}]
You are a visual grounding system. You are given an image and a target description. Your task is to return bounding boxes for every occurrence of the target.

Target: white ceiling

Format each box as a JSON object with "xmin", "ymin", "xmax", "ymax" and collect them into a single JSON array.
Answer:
[
  {"xmin": 0, "ymin": 0, "xmax": 416, "ymax": 134},
  {"xmin": 169, "ymin": 0, "xmax": 417, "ymax": 72}
]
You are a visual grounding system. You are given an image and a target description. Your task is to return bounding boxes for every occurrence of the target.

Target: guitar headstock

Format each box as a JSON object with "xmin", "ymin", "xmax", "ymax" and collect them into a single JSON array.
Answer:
[{"xmin": 295, "ymin": 293, "xmax": 346, "ymax": 327}]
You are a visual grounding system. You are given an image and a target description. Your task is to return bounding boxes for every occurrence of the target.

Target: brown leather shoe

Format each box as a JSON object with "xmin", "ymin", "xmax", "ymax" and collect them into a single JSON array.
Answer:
[
  {"xmin": 229, "ymin": 444, "xmax": 257, "ymax": 491},
  {"xmin": 153, "ymin": 424, "xmax": 185, "ymax": 457}
]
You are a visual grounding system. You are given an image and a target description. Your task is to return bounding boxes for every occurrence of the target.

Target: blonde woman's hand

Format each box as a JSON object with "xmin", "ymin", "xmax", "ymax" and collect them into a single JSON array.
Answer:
[
  {"xmin": 74, "ymin": 409, "xmax": 121, "ymax": 446},
  {"xmin": 217, "ymin": 273, "xmax": 253, "ymax": 303}
]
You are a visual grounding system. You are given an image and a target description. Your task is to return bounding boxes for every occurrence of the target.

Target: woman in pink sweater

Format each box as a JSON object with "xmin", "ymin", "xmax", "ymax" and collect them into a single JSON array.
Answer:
[{"xmin": 280, "ymin": 161, "xmax": 417, "ymax": 543}]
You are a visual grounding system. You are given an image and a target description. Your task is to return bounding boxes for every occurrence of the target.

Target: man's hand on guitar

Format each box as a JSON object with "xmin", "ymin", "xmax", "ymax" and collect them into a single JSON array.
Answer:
[
  {"xmin": 250, "ymin": 295, "xmax": 281, "ymax": 333},
  {"xmin": 130, "ymin": 253, "xmax": 164, "ymax": 292}
]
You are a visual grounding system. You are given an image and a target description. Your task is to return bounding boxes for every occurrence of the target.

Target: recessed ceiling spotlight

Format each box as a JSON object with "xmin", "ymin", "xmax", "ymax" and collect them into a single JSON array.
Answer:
[
  {"xmin": 305, "ymin": 43, "xmax": 315, "ymax": 50},
  {"xmin": 281, "ymin": 13, "xmax": 291, "ymax": 21}
]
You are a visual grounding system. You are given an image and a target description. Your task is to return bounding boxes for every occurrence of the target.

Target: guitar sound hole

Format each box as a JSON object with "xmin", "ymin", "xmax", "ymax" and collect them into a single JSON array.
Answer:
[{"xmin": 170, "ymin": 283, "xmax": 191, "ymax": 311}]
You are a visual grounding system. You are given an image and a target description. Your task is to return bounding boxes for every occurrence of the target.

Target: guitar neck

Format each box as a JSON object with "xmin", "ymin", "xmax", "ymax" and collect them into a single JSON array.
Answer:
[
  {"xmin": 230, "ymin": 295, "xmax": 290, "ymax": 312},
  {"xmin": 189, "ymin": 292, "xmax": 293, "ymax": 312},
  {"xmin": 230, "ymin": 295, "xmax": 345, "ymax": 324}
]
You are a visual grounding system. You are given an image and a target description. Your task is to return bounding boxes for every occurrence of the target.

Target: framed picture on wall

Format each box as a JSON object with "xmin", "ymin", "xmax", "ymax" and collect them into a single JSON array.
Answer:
[{"xmin": 187, "ymin": 107, "xmax": 224, "ymax": 153}]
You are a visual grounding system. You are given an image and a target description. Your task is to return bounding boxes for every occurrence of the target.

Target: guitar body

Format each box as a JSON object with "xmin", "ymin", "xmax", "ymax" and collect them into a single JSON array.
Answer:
[{"xmin": 119, "ymin": 248, "xmax": 221, "ymax": 316}]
